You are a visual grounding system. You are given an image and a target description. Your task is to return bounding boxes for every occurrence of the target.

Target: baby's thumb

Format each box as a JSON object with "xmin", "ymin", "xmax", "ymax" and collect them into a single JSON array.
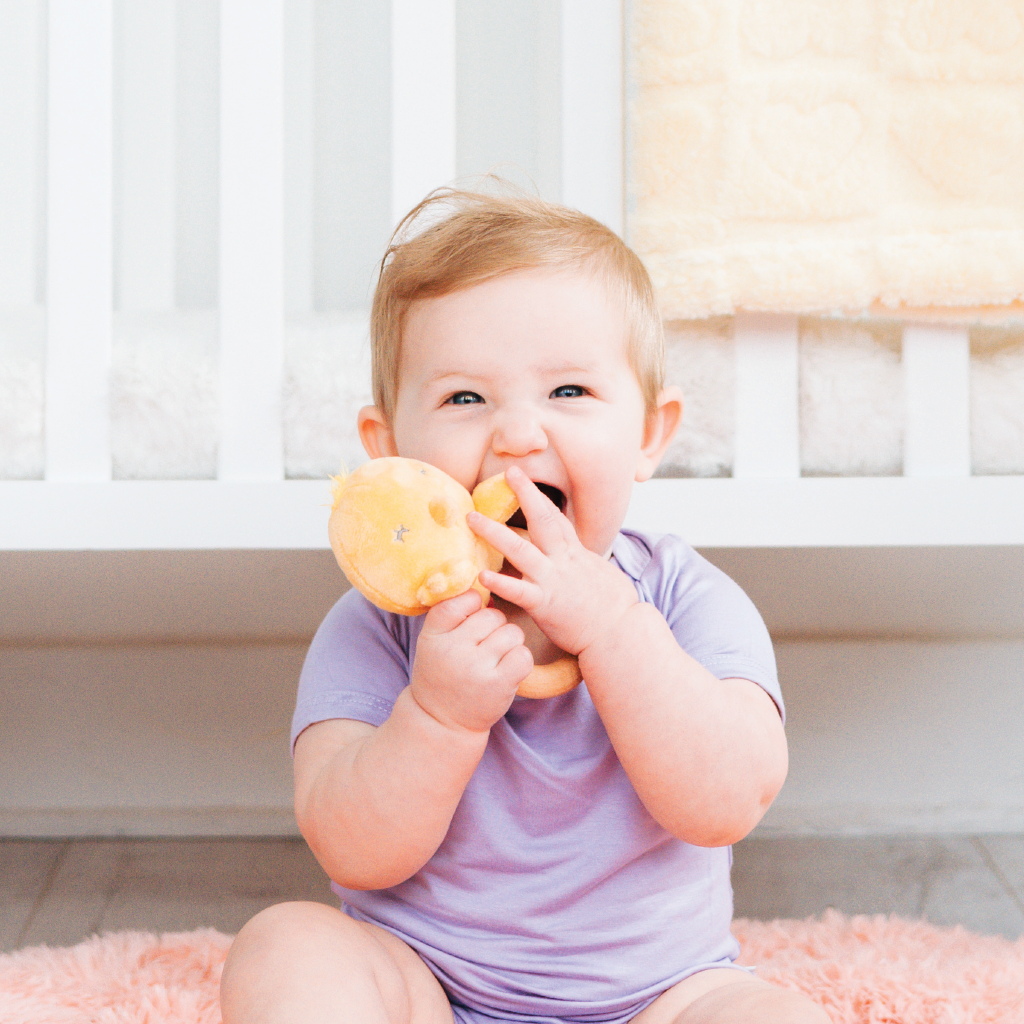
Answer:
[{"xmin": 420, "ymin": 588, "xmax": 484, "ymax": 635}]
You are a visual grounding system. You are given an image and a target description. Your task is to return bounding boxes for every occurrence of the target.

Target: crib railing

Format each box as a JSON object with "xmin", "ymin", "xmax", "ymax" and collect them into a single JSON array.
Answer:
[
  {"xmin": 2, "ymin": 0, "xmax": 1022, "ymax": 551},
  {"xmin": 628, "ymin": 315, "xmax": 1024, "ymax": 547}
]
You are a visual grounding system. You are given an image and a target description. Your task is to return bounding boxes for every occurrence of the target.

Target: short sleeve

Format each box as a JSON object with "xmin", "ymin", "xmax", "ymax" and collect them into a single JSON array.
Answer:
[
  {"xmin": 614, "ymin": 531, "xmax": 784, "ymax": 722},
  {"xmin": 290, "ymin": 589, "xmax": 418, "ymax": 751}
]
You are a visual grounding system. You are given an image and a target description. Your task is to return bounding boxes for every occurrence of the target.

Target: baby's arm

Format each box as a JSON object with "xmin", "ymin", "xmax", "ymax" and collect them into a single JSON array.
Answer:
[
  {"xmin": 472, "ymin": 468, "xmax": 787, "ymax": 849},
  {"xmin": 294, "ymin": 591, "xmax": 531, "ymax": 889},
  {"xmin": 578, "ymin": 610, "xmax": 787, "ymax": 848}
]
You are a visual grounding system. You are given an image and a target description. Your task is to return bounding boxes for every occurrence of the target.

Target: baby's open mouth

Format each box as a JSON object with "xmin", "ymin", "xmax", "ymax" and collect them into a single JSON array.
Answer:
[{"xmin": 507, "ymin": 483, "xmax": 565, "ymax": 529}]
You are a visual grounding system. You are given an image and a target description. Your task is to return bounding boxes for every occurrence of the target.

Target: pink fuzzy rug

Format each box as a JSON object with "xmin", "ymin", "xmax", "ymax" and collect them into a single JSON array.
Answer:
[{"xmin": 1, "ymin": 912, "xmax": 1023, "ymax": 1023}]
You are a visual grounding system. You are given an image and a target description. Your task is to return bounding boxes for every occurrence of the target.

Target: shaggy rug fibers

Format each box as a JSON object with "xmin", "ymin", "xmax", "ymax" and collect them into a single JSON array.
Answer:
[{"xmin": 1, "ymin": 912, "xmax": 1023, "ymax": 1023}]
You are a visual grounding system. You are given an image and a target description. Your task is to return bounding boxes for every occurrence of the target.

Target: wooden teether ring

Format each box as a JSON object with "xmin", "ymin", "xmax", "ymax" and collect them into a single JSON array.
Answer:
[
  {"xmin": 328, "ymin": 457, "xmax": 582, "ymax": 699},
  {"xmin": 516, "ymin": 656, "xmax": 582, "ymax": 699}
]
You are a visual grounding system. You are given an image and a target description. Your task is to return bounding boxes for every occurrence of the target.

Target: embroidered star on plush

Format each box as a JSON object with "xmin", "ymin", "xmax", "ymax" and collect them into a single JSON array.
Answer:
[{"xmin": 393, "ymin": 524, "xmax": 410, "ymax": 542}]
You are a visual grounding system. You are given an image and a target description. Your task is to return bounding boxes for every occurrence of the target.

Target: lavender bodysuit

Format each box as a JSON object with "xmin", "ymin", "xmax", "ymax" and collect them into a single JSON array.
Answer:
[{"xmin": 292, "ymin": 530, "xmax": 783, "ymax": 1024}]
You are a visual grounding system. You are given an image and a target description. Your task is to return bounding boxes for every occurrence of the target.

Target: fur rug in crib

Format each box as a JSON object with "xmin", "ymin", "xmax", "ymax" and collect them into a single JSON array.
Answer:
[
  {"xmin": 2, "ymin": 912, "xmax": 1023, "ymax": 1023},
  {"xmin": 5, "ymin": 310, "xmax": 1024, "ymax": 480}
]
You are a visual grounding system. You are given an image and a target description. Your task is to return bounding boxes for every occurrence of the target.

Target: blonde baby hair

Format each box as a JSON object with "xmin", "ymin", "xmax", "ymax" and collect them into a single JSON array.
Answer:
[{"xmin": 369, "ymin": 182, "xmax": 665, "ymax": 422}]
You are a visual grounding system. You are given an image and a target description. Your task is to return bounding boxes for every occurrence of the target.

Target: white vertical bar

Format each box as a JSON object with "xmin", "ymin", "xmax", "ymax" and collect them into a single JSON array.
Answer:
[
  {"xmin": 391, "ymin": 0, "xmax": 456, "ymax": 227},
  {"xmin": 535, "ymin": 3, "xmax": 563, "ymax": 204},
  {"xmin": 218, "ymin": 0, "xmax": 285, "ymax": 481},
  {"xmin": 46, "ymin": 0, "xmax": 114, "ymax": 481},
  {"xmin": 733, "ymin": 312, "xmax": 800, "ymax": 479},
  {"xmin": 118, "ymin": 0, "xmax": 176, "ymax": 311},
  {"xmin": 903, "ymin": 324, "xmax": 971, "ymax": 477},
  {"xmin": 284, "ymin": 0, "xmax": 314, "ymax": 315},
  {"xmin": 175, "ymin": 0, "xmax": 219, "ymax": 310},
  {"xmin": 560, "ymin": 0, "xmax": 623, "ymax": 234},
  {"xmin": 34, "ymin": 0, "xmax": 47, "ymax": 306},
  {"xmin": 0, "ymin": 2, "xmax": 40, "ymax": 305}
]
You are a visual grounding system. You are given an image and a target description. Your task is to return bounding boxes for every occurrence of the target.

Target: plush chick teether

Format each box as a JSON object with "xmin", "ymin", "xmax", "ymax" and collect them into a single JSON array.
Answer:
[{"xmin": 328, "ymin": 457, "xmax": 581, "ymax": 699}]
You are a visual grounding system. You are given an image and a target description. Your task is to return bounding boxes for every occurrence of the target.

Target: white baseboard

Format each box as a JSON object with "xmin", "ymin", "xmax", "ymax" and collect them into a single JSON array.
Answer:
[
  {"xmin": 755, "ymin": 802, "xmax": 1024, "ymax": 838},
  {"xmin": 0, "ymin": 806, "xmax": 299, "ymax": 839},
  {"xmin": 6, "ymin": 802, "xmax": 1022, "ymax": 840}
]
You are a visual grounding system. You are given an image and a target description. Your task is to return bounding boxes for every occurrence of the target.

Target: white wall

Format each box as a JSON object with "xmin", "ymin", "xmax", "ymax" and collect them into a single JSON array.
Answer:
[
  {"xmin": 2, "ymin": 641, "xmax": 302, "ymax": 837},
  {"xmin": 767, "ymin": 638, "xmax": 1024, "ymax": 835},
  {"xmin": 0, "ymin": 550, "xmax": 340, "ymax": 836},
  {"xmin": 728, "ymin": 547, "xmax": 1024, "ymax": 836},
  {"xmin": 3, "ymin": 547, "xmax": 1022, "ymax": 837}
]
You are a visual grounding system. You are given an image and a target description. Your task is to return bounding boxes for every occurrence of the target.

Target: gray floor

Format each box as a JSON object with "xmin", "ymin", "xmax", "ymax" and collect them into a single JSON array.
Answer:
[{"xmin": 3, "ymin": 835, "xmax": 1024, "ymax": 954}]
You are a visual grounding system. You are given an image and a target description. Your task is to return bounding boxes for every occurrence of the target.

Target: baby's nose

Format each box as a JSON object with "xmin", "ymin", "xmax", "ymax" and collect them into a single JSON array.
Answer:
[{"xmin": 491, "ymin": 409, "xmax": 547, "ymax": 457}]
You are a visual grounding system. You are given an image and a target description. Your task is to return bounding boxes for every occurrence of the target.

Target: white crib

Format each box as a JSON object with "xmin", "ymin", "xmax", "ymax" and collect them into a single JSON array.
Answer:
[
  {"xmin": 2, "ymin": 0, "xmax": 1023, "ymax": 555},
  {"xmin": 4, "ymin": 1, "xmax": 1024, "ymax": 842}
]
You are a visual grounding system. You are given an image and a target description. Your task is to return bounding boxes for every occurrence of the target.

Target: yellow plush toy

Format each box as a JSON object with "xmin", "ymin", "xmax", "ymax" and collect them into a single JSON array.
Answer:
[{"xmin": 328, "ymin": 457, "xmax": 581, "ymax": 699}]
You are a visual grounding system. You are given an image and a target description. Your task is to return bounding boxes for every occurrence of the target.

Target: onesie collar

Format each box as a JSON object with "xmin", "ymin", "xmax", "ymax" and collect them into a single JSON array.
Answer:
[{"xmin": 610, "ymin": 529, "xmax": 655, "ymax": 584}]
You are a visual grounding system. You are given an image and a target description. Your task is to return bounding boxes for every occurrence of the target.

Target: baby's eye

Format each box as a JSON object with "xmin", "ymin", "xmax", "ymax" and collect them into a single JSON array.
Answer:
[
  {"xmin": 550, "ymin": 384, "xmax": 587, "ymax": 399},
  {"xmin": 445, "ymin": 391, "xmax": 484, "ymax": 406}
]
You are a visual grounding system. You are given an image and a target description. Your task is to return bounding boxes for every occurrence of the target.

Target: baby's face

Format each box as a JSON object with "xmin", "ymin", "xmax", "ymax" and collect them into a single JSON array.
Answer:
[{"xmin": 383, "ymin": 268, "xmax": 654, "ymax": 558}]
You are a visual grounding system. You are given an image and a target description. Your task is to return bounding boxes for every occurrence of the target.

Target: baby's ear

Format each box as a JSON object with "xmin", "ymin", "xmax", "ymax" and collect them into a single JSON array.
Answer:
[
  {"xmin": 357, "ymin": 405, "xmax": 399, "ymax": 459},
  {"xmin": 635, "ymin": 386, "xmax": 683, "ymax": 483}
]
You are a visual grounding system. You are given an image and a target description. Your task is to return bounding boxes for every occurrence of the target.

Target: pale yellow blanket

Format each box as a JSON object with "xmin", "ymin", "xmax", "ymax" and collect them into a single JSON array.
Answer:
[{"xmin": 629, "ymin": 0, "xmax": 1024, "ymax": 320}]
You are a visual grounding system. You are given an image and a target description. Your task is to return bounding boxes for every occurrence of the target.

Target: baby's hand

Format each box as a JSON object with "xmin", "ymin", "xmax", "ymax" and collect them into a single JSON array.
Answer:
[
  {"xmin": 468, "ymin": 467, "xmax": 638, "ymax": 658},
  {"xmin": 410, "ymin": 589, "xmax": 532, "ymax": 734}
]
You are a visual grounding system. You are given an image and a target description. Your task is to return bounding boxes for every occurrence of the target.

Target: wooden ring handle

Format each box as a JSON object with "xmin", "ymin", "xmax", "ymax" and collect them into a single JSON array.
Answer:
[{"xmin": 515, "ymin": 656, "xmax": 582, "ymax": 699}]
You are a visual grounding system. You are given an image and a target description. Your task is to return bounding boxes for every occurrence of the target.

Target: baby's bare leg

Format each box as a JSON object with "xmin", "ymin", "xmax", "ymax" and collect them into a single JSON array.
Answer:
[
  {"xmin": 670, "ymin": 978, "xmax": 831, "ymax": 1024},
  {"xmin": 220, "ymin": 902, "xmax": 455, "ymax": 1024},
  {"xmin": 633, "ymin": 969, "xmax": 830, "ymax": 1024}
]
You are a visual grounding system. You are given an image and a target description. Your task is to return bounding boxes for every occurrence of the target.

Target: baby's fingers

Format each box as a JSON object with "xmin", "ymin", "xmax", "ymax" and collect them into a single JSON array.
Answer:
[
  {"xmin": 479, "ymin": 620, "xmax": 527, "ymax": 661},
  {"xmin": 495, "ymin": 641, "xmax": 534, "ymax": 687},
  {"xmin": 420, "ymin": 589, "xmax": 484, "ymax": 636},
  {"xmin": 478, "ymin": 568, "xmax": 545, "ymax": 612},
  {"xmin": 454, "ymin": 605, "xmax": 513, "ymax": 645},
  {"xmin": 503, "ymin": 466, "xmax": 571, "ymax": 551},
  {"xmin": 467, "ymin": 511, "xmax": 548, "ymax": 580}
]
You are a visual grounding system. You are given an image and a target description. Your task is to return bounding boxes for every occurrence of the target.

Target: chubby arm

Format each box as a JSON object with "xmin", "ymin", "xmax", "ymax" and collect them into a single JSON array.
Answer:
[
  {"xmin": 294, "ymin": 693, "xmax": 486, "ymax": 890},
  {"xmin": 578, "ymin": 605, "xmax": 787, "ymax": 847},
  {"xmin": 472, "ymin": 468, "xmax": 787, "ymax": 848},
  {"xmin": 294, "ymin": 591, "xmax": 531, "ymax": 890}
]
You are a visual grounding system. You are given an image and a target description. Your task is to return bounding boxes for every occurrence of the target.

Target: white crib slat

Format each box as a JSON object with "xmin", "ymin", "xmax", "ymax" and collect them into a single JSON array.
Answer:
[
  {"xmin": 218, "ymin": 0, "xmax": 285, "ymax": 481},
  {"xmin": 732, "ymin": 313, "xmax": 801, "ymax": 479},
  {"xmin": 560, "ymin": 0, "xmax": 623, "ymax": 234},
  {"xmin": 45, "ymin": 0, "xmax": 113, "ymax": 481},
  {"xmin": 175, "ymin": 0, "xmax": 219, "ymax": 310},
  {"xmin": 284, "ymin": 0, "xmax": 314, "ymax": 315},
  {"xmin": 0, "ymin": 2, "xmax": 41, "ymax": 305},
  {"xmin": 902, "ymin": 325, "xmax": 971, "ymax": 478},
  {"xmin": 117, "ymin": 0, "xmax": 176, "ymax": 311},
  {"xmin": 390, "ymin": 0, "xmax": 456, "ymax": 226}
]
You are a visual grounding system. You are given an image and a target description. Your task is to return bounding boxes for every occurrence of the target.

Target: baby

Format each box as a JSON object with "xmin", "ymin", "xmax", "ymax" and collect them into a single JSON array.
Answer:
[{"xmin": 221, "ymin": 189, "xmax": 831, "ymax": 1024}]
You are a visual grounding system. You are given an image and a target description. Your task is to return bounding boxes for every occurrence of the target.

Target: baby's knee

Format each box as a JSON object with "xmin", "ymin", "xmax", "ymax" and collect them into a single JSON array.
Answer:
[
  {"xmin": 220, "ymin": 902, "xmax": 358, "ymax": 1010},
  {"xmin": 227, "ymin": 901, "xmax": 359, "ymax": 968},
  {"xmin": 221, "ymin": 902, "xmax": 449, "ymax": 1024}
]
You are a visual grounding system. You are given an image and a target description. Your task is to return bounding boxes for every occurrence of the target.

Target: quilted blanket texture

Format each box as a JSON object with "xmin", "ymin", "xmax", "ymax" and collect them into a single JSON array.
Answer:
[{"xmin": 629, "ymin": 0, "xmax": 1024, "ymax": 319}]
